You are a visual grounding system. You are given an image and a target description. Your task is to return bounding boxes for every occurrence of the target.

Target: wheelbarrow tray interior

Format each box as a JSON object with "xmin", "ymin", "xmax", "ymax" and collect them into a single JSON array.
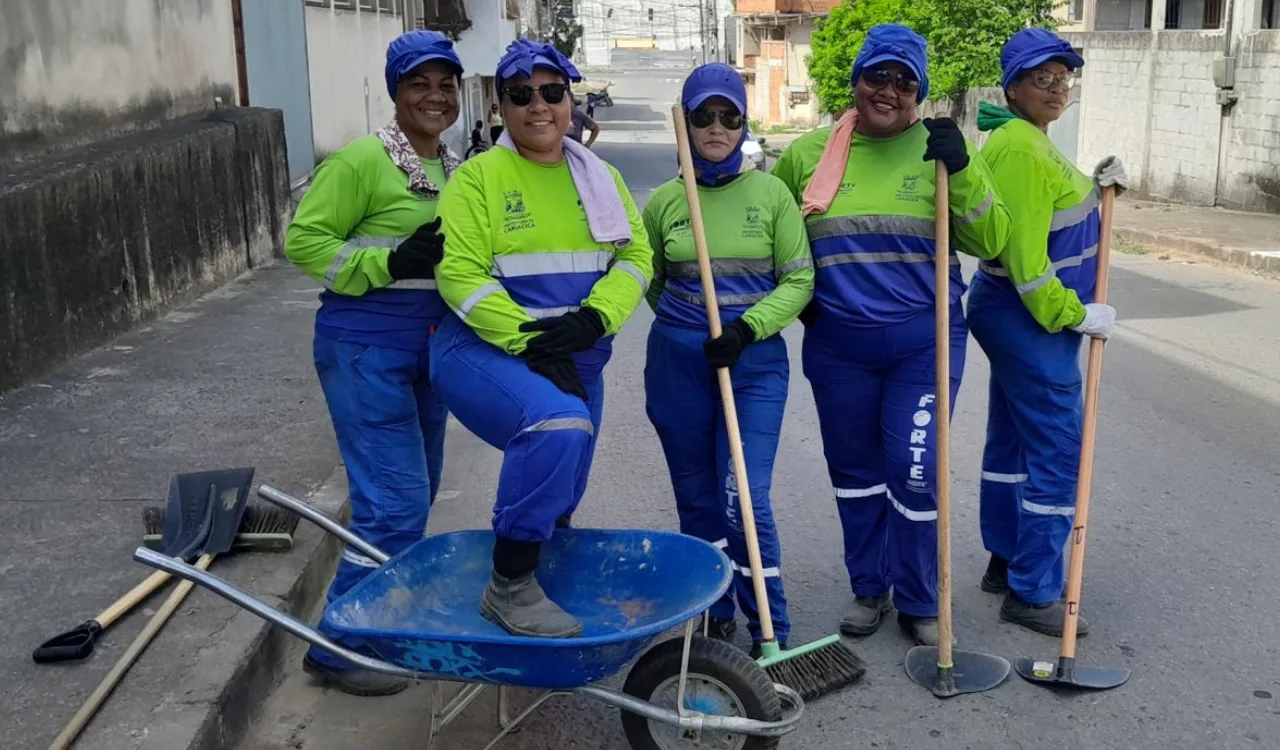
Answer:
[{"xmin": 324, "ymin": 528, "xmax": 733, "ymax": 690}]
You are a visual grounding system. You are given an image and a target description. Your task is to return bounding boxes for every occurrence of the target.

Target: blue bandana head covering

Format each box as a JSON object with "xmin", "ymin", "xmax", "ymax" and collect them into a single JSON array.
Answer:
[
  {"xmin": 1000, "ymin": 28, "xmax": 1085, "ymax": 92},
  {"xmin": 851, "ymin": 23, "xmax": 930, "ymax": 103},
  {"xmin": 681, "ymin": 63, "xmax": 749, "ymax": 186},
  {"xmin": 495, "ymin": 38, "xmax": 582, "ymax": 94},
  {"xmin": 384, "ymin": 30, "xmax": 464, "ymax": 101}
]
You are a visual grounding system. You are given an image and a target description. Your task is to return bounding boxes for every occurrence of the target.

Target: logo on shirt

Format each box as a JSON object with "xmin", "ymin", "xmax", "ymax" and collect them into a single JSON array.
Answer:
[
  {"xmin": 742, "ymin": 205, "xmax": 764, "ymax": 239},
  {"xmin": 896, "ymin": 173, "xmax": 920, "ymax": 203},
  {"xmin": 837, "ymin": 181, "xmax": 857, "ymax": 194},
  {"xmin": 503, "ymin": 190, "xmax": 535, "ymax": 233},
  {"xmin": 745, "ymin": 205, "xmax": 760, "ymax": 225},
  {"xmin": 670, "ymin": 217, "xmax": 691, "ymax": 232}
]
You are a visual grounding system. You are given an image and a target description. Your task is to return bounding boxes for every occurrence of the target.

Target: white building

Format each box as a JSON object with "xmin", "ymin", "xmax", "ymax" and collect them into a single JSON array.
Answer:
[{"xmin": 576, "ymin": 0, "xmax": 733, "ymax": 67}]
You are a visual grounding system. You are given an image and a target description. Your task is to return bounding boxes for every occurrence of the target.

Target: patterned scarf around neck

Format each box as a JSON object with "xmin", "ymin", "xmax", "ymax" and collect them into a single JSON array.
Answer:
[{"xmin": 375, "ymin": 119, "xmax": 461, "ymax": 198}]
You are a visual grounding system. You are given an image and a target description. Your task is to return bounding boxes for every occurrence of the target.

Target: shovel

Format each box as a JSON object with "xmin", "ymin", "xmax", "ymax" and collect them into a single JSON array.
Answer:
[
  {"xmin": 1015, "ymin": 186, "xmax": 1130, "ymax": 691},
  {"xmin": 904, "ymin": 163, "xmax": 1011, "ymax": 698},
  {"xmin": 47, "ymin": 468, "xmax": 255, "ymax": 750}
]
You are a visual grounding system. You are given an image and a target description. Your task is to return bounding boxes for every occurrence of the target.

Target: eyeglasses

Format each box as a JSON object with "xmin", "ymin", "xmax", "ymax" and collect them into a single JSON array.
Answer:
[
  {"xmin": 1024, "ymin": 69, "xmax": 1076, "ymax": 91},
  {"xmin": 860, "ymin": 67, "xmax": 921, "ymax": 96},
  {"xmin": 502, "ymin": 83, "xmax": 570, "ymax": 107},
  {"xmin": 688, "ymin": 108, "xmax": 745, "ymax": 130}
]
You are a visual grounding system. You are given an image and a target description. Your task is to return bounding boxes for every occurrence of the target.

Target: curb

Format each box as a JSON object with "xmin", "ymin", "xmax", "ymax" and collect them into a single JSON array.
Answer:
[
  {"xmin": 180, "ymin": 470, "xmax": 350, "ymax": 750},
  {"xmin": 1113, "ymin": 227, "xmax": 1280, "ymax": 278}
]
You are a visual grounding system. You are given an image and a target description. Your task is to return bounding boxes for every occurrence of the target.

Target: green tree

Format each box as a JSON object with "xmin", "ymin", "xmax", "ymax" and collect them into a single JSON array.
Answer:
[
  {"xmin": 807, "ymin": 0, "xmax": 1059, "ymax": 114},
  {"xmin": 551, "ymin": 16, "xmax": 584, "ymax": 59}
]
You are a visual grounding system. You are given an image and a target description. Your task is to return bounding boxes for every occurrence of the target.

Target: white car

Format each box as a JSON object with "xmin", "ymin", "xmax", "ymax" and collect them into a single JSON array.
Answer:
[{"xmin": 741, "ymin": 135, "xmax": 767, "ymax": 171}]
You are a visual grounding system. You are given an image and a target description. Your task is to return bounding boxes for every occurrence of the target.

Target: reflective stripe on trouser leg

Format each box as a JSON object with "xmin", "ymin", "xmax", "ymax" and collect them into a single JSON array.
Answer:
[
  {"xmin": 978, "ymin": 374, "xmax": 1026, "ymax": 563},
  {"xmin": 310, "ymin": 336, "xmax": 434, "ymax": 666},
  {"xmin": 715, "ymin": 334, "xmax": 791, "ymax": 644},
  {"xmin": 645, "ymin": 322, "xmax": 735, "ymax": 621},
  {"xmin": 802, "ymin": 326, "xmax": 890, "ymax": 599},
  {"xmin": 967, "ymin": 276, "xmax": 1083, "ymax": 604}
]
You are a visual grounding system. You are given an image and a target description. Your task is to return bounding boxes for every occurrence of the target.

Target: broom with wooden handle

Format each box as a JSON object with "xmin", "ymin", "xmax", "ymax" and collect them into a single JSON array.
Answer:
[{"xmin": 671, "ymin": 102, "xmax": 865, "ymax": 701}]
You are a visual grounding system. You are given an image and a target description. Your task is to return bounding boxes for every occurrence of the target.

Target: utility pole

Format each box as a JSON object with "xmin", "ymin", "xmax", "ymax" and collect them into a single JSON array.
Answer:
[{"xmin": 699, "ymin": 0, "xmax": 707, "ymax": 64}]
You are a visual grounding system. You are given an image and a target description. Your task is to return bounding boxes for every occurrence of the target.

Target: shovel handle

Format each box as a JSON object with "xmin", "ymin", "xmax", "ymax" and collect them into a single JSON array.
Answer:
[
  {"xmin": 98, "ymin": 570, "xmax": 172, "ymax": 628},
  {"xmin": 31, "ymin": 570, "xmax": 172, "ymax": 664},
  {"xmin": 934, "ymin": 162, "xmax": 954, "ymax": 668}
]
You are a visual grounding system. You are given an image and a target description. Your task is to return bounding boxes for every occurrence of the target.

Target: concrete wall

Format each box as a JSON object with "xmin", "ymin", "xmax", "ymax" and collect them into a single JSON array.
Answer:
[
  {"xmin": 0, "ymin": 108, "xmax": 291, "ymax": 393},
  {"xmin": 1218, "ymin": 32, "xmax": 1280, "ymax": 211},
  {"xmin": 447, "ymin": 0, "xmax": 519, "ymax": 153},
  {"xmin": 0, "ymin": 0, "xmax": 239, "ymax": 164}
]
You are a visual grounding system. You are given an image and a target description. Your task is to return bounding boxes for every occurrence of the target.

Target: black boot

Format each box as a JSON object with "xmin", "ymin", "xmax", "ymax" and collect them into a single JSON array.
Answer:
[
  {"xmin": 840, "ymin": 592, "xmax": 893, "ymax": 636},
  {"xmin": 1000, "ymin": 592, "xmax": 1089, "ymax": 637},
  {"xmin": 749, "ymin": 640, "xmax": 788, "ymax": 659},
  {"xmin": 302, "ymin": 653, "xmax": 409, "ymax": 697},
  {"xmin": 480, "ymin": 537, "xmax": 582, "ymax": 638},
  {"xmin": 897, "ymin": 613, "xmax": 956, "ymax": 647},
  {"xmin": 704, "ymin": 616, "xmax": 737, "ymax": 642},
  {"xmin": 981, "ymin": 554, "xmax": 1009, "ymax": 594}
]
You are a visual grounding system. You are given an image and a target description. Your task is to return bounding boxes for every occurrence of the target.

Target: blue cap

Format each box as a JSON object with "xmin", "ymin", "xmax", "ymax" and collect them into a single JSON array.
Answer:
[
  {"xmin": 385, "ymin": 30, "xmax": 463, "ymax": 101},
  {"xmin": 495, "ymin": 38, "xmax": 582, "ymax": 93},
  {"xmin": 851, "ymin": 24, "xmax": 929, "ymax": 103},
  {"xmin": 682, "ymin": 62, "xmax": 748, "ymax": 115},
  {"xmin": 1000, "ymin": 28, "xmax": 1084, "ymax": 91}
]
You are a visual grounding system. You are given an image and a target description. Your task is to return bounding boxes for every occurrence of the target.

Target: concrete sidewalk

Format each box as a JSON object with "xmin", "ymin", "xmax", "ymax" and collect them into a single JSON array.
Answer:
[
  {"xmin": 0, "ymin": 263, "xmax": 348, "ymax": 750},
  {"xmin": 1113, "ymin": 198, "xmax": 1280, "ymax": 277}
]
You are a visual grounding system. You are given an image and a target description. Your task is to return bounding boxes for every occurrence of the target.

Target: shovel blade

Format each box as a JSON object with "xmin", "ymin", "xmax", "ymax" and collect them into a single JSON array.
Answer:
[
  {"xmin": 1015, "ymin": 656, "xmax": 1130, "ymax": 691},
  {"xmin": 162, "ymin": 468, "xmax": 255, "ymax": 558},
  {"xmin": 905, "ymin": 646, "xmax": 1011, "ymax": 698}
]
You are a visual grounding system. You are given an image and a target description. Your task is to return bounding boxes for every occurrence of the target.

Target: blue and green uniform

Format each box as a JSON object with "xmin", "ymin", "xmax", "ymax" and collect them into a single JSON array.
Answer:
[
  {"xmin": 772, "ymin": 122, "xmax": 1008, "ymax": 618},
  {"xmin": 968, "ymin": 102, "xmax": 1099, "ymax": 605}
]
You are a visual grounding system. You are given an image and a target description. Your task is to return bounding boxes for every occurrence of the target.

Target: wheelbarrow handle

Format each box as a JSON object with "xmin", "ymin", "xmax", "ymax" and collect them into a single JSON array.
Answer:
[
  {"xmin": 257, "ymin": 485, "xmax": 390, "ymax": 565},
  {"xmin": 131, "ymin": 546, "xmax": 415, "ymax": 679}
]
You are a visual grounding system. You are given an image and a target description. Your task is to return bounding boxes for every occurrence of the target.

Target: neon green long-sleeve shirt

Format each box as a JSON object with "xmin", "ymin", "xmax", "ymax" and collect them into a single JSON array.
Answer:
[
  {"xmin": 976, "ymin": 103, "xmax": 1097, "ymax": 332},
  {"xmin": 641, "ymin": 170, "xmax": 814, "ymax": 340},
  {"xmin": 434, "ymin": 147, "xmax": 653, "ymax": 355}
]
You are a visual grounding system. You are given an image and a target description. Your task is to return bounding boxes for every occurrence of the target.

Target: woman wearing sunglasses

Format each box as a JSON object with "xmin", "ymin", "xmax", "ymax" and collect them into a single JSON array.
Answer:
[
  {"xmin": 642, "ymin": 63, "xmax": 813, "ymax": 657},
  {"xmin": 283, "ymin": 30, "xmax": 463, "ymax": 696},
  {"xmin": 772, "ymin": 23, "xmax": 1010, "ymax": 647},
  {"xmin": 967, "ymin": 28, "xmax": 1125, "ymax": 637},
  {"xmin": 431, "ymin": 39, "xmax": 652, "ymax": 638}
]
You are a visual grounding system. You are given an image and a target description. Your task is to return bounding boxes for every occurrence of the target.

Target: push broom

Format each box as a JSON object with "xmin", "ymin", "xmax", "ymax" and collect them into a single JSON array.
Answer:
[
  {"xmin": 1014, "ymin": 184, "xmax": 1130, "ymax": 691},
  {"xmin": 904, "ymin": 162, "xmax": 1011, "ymax": 697},
  {"xmin": 671, "ymin": 102, "xmax": 865, "ymax": 701}
]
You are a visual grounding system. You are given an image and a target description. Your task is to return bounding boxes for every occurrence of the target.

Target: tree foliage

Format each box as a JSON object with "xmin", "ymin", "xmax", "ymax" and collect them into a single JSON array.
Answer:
[
  {"xmin": 807, "ymin": 0, "xmax": 1059, "ymax": 114},
  {"xmin": 551, "ymin": 17, "xmax": 584, "ymax": 59}
]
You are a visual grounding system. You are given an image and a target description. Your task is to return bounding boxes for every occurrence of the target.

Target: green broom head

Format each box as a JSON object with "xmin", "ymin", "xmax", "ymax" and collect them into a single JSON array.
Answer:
[
  {"xmin": 757, "ymin": 634, "xmax": 866, "ymax": 701},
  {"xmin": 141, "ymin": 503, "xmax": 299, "ymax": 551}
]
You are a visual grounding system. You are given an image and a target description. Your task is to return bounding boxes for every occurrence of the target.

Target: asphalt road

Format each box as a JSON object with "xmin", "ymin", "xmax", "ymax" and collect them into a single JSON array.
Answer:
[{"xmin": 239, "ymin": 72, "xmax": 1280, "ymax": 750}]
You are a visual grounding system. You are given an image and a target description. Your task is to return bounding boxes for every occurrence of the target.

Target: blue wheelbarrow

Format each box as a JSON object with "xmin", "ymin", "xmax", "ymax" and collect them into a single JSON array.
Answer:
[{"xmin": 133, "ymin": 485, "xmax": 804, "ymax": 749}]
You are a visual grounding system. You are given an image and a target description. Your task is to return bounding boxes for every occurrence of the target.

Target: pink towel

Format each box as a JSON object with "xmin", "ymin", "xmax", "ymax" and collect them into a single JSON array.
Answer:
[{"xmin": 801, "ymin": 109, "xmax": 860, "ymax": 218}]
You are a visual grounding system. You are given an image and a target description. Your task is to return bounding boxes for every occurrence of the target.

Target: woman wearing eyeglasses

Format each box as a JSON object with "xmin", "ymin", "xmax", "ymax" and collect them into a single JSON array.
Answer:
[
  {"xmin": 642, "ymin": 63, "xmax": 813, "ymax": 656},
  {"xmin": 967, "ymin": 29, "xmax": 1125, "ymax": 637},
  {"xmin": 431, "ymin": 39, "xmax": 652, "ymax": 638},
  {"xmin": 772, "ymin": 24, "xmax": 1010, "ymax": 647}
]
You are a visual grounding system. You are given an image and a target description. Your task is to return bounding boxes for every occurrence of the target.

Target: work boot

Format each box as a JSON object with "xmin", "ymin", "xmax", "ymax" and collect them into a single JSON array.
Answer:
[
  {"xmin": 480, "ymin": 569, "xmax": 584, "ymax": 638},
  {"xmin": 839, "ymin": 592, "xmax": 893, "ymax": 636},
  {"xmin": 897, "ymin": 614, "xmax": 956, "ymax": 647},
  {"xmin": 749, "ymin": 640, "xmax": 788, "ymax": 660},
  {"xmin": 704, "ymin": 616, "xmax": 737, "ymax": 642},
  {"xmin": 1000, "ymin": 593, "xmax": 1089, "ymax": 637},
  {"xmin": 302, "ymin": 653, "xmax": 409, "ymax": 697},
  {"xmin": 981, "ymin": 554, "xmax": 1009, "ymax": 593}
]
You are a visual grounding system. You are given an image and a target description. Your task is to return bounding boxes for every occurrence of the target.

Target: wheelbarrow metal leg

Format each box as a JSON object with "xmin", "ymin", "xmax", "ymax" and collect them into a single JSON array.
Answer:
[
  {"xmin": 676, "ymin": 617, "xmax": 696, "ymax": 721},
  {"xmin": 481, "ymin": 690, "xmax": 569, "ymax": 750}
]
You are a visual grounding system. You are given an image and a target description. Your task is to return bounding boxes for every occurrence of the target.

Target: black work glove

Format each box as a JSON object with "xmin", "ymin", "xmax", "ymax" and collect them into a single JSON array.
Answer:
[
  {"xmin": 922, "ymin": 117, "xmax": 970, "ymax": 174},
  {"xmin": 387, "ymin": 217, "xmax": 445, "ymax": 280},
  {"xmin": 703, "ymin": 319, "xmax": 755, "ymax": 369},
  {"xmin": 798, "ymin": 301, "xmax": 819, "ymax": 328},
  {"xmin": 518, "ymin": 307, "xmax": 606, "ymax": 356},
  {"xmin": 521, "ymin": 349, "xmax": 588, "ymax": 401}
]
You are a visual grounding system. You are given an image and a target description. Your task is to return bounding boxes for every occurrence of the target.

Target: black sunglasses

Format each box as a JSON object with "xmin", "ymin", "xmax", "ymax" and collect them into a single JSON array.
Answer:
[
  {"xmin": 688, "ymin": 108, "xmax": 745, "ymax": 130},
  {"xmin": 860, "ymin": 67, "xmax": 921, "ymax": 95},
  {"xmin": 502, "ymin": 83, "xmax": 569, "ymax": 107}
]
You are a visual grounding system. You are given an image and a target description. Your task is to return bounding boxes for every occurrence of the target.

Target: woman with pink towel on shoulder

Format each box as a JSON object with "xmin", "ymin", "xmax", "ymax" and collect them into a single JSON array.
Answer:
[{"xmin": 771, "ymin": 23, "xmax": 1010, "ymax": 647}]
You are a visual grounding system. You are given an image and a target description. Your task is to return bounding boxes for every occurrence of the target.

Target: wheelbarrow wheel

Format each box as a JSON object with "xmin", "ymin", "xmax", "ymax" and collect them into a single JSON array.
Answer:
[{"xmin": 621, "ymin": 635, "xmax": 782, "ymax": 750}]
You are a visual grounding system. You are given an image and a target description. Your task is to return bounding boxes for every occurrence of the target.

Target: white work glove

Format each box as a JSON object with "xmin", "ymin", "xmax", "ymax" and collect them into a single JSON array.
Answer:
[
  {"xmin": 1070, "ymin": 303, "xmax": 1117, "ymax": 340},
  {"xmin": 1093, "ymin": 155, "xmax": 1129, "ymax": 195}
]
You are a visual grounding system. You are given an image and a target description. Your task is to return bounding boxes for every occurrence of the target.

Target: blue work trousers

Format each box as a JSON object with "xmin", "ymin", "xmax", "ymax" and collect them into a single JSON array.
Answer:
[
  {"xmin": 644, "ymin": 322, "xmax": 791, "ymax": 644},
  {"xmin": 429, "ymin": 316, "xmax": 604, "ymax": 543},
  {"xmin": 801, "ymin": 308, "xmax": 965, "ymax": 618},
  {"xmin": 967, "ymin": 276, "xmax": 1084, "ymax": 605},
  {"xmin": 309, "ymin": 334, "xmax": 448, "ymax": 667}
]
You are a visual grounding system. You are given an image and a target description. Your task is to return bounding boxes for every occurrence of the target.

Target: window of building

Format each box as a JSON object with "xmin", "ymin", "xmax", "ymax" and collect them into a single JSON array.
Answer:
[
  {"xmin": 1263, "ymin": 0, "xmax": 1278, "ymax": 27},
  {"xmin": 304, "ymin": 0, "xmax": 330, "ymax": 7}
]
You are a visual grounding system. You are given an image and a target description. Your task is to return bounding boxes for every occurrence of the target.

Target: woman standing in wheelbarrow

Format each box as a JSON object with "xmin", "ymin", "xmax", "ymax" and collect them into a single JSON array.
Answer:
[
  {"xmin": 771, "ymin": 24, "xmax": 1010, "ymax": 646},
  {"xmin": 968, "ymin": 28, "xmax": 1125, "ymax": 636},
  {"xmin": 642, "ymin": 63, "xmax": 813, "ymax": 657},
  {"xmin": 283, "ymin": 30, "xmax": 464, "ymax": 696},
  {"xmin": 431, "ymin": 39, "xmax": 653, "ymax": 638}
]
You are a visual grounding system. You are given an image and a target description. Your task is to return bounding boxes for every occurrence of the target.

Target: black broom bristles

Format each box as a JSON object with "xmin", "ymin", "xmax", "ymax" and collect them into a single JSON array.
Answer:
[
  {"xmin": 764, "ymin": 639, "xmax": 867, "ymax": 702},
  {"xmin": 141, "ymin": 503, "xmax": 300, "ymax": 551}
]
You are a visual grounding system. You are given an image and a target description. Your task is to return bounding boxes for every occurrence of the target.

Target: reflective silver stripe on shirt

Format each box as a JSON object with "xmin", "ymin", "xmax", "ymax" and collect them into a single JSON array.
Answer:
[
  {"xmin": 956, "ymin": 192, "xmax": 994, "ymax": 226},
  {"xmin": 387, "ymin": 279, "xmax": 438, "ymax": 290},
  {"xmin": 526, "ymin": 305, "xmax": 582, "ymax": 319},
  {"xmin": 458, "ymin": 282, "xmax": 504, "ymax": 318},
  {"xmin": 611, "ymin": 259, "xmax": 649, "ymax": 292},
  {"xmin": 805, "ymin": 214, "xmax": 936, "ymax": 241},
  {"xmin": 1049, "ymin": 188, "xmax": 1100, "ymax": 232},
  {"xmin": 324, "ymin": 235, "xmax": 406, "ymax": 290},
  {"xmin": 522, "ymin": 417, "xmax": 595, "ymax": 435},
  {"xmin": 775, "ymin": 256, "xmax": 813, "ymax": 277},
  {"xmin": 816, "ymin": 251, "xmax": 959, "ymax": 268},
  {"xmin": 667, "ymin": 289, "xmax": 770, "ymax": 306},
  {"xmin": 982, "ymin": 244, "xmax": 1099, "ymax": 293},
  {"xmin": 491, "ymin": 250, "xmax": 614, "ymax": 278},
  {"xmin": 666, "ymin": 257, "xmax": 775, "ymax": 279}
]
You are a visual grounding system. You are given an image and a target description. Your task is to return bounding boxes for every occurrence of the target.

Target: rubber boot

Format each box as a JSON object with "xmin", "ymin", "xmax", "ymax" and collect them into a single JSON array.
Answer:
[
  {"xmin": 981, "ymin": 554, "xmax": 1009, "ymax": 594},
  {"xmin": 480, "ymin": 569, "xmax": 584, "ymax": 638},
  {"xmin": 839, "ymin": 592, "xmax": 893, "ymax": 636},
  {"xmin": 897, "ymin": 614, "xmax": 956, "ymax": 647},
  {"xmin": 1000, "ymin": 592, "xmax": 1089, "ymax": 637},
  {"xmin": 302, "ymin": 654, "xmax": 409, "ymax": 697},
  {"xmin": 705, "ymin": 616, "xmax": 737, "ymax": 642}
]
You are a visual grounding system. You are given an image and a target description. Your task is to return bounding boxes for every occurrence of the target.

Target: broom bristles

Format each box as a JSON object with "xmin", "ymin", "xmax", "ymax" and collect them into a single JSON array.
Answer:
[
  {"xmin": 763, "ymin": 640, "xmax": 866, "ymax": 701},
  {"xmin": 141, "ymin": 503, "xmax": 300, "ymax": 549}
]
